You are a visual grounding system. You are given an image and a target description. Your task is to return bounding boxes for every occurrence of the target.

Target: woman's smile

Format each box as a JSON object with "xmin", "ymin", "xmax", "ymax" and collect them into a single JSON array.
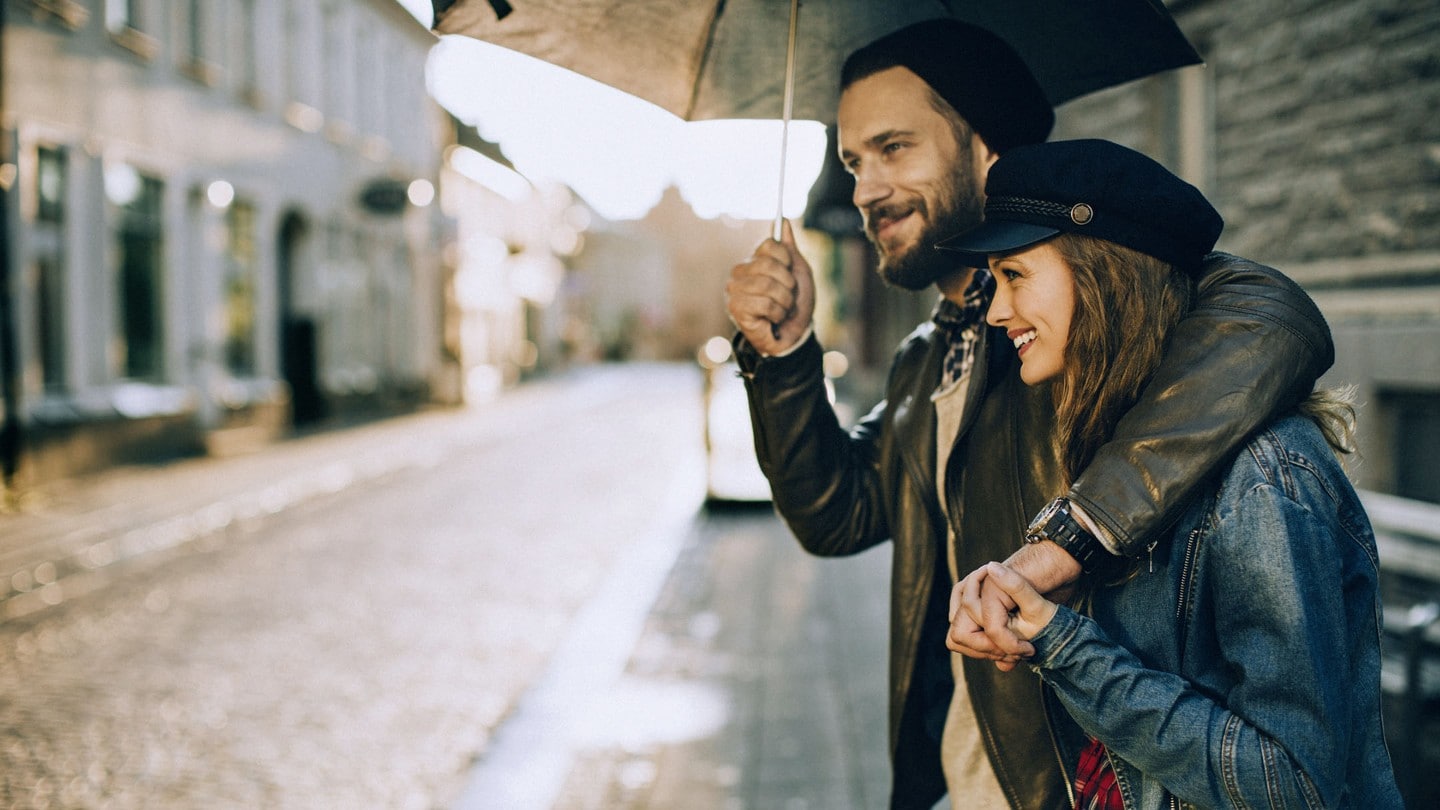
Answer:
[{"xmin": 985, "ymin": 242, "xmax": 1074, "ymax": 385}]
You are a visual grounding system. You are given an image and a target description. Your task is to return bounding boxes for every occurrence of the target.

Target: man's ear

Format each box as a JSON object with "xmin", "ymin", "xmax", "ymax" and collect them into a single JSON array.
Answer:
[{"xmin": 973, "ymin": 134, "xmax": 1001, "ymax": 180}]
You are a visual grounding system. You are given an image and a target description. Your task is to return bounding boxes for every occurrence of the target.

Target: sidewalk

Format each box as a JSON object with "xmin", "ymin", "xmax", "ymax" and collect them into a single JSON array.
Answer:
[
  {"xmin": 0, "ymin": 377, "xmax": 571, "ymax": 624},
  {"xmin": 454, "ymin": 501, "xmax": 895, "ymax": 810}
]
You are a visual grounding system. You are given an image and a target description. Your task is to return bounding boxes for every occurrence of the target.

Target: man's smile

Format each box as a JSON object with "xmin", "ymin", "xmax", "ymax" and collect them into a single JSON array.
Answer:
[{"xmin": 868, "ymin": 204, "xmax": 920, "ymax": 247}]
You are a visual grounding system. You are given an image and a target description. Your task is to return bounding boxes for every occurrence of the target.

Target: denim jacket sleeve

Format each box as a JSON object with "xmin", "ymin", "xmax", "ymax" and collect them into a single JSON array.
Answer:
[
  {"xmin": 1028, "ymin": 483, "xmax": 1366, "ymax": 809},
  {"xmin": 1066, "ymin": 254, "xmax": 1334, "ymax": 556}
]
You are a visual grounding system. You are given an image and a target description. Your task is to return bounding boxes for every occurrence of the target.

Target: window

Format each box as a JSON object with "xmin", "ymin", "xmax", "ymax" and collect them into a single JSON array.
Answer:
[
  {"xmin": 1386, "ymin": 390, "xmax": 1440, "ymax": 504},
  {"xmin": 224, "ymin": 200, "xmax": 258, "ymax": 376},
  {"xmin": 355, "ymin": 23, "xmax": 374, "ymax": 136},
  {"xmin": 33, "ymin": 146, "xmax": 68, "ymax": 392},
  {"xmin": 321, "ymin": 2, "xmax": 350, "ymax": 134},
  {"xmin": 36, "ymin": 146, "xmax": 65, "ymax": 224},
  {"xmin": 235, "ymin": 0, "xmax": 259, "ymax": 104},
  {"xmin": 104, "ymin": 0, "xmax": 135, "ymax": 34},
  {"xmin": 185, "ymin": 0, "xmax": 204, "ymax": 64},
  {"xmin": 104, "ymin": 0, "xmax": 158, "ymax": 59},
  {"xmin": 35, "ymin": 256, "xmax": 67, "ymax": 392},
  {"xmin": 110, "ymin": 168, "xmax": 166, "ymax": 380},
  {"xmin": 179, "ymin": 0, "xmax": 217, "ymax": 84},
  {"xmin": 284, "ymin": 1, "xmax": 302, "ymax": 104}
]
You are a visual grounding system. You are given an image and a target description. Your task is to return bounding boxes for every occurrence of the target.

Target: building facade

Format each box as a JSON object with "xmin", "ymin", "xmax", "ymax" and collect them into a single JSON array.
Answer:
[
  {"xmin": 2, "ymin": 0, "xmax": 451, "ymax": 485},
  {"xmin": 1051, "ymin": 0, "xmax": 1440, "ymax": 504}
]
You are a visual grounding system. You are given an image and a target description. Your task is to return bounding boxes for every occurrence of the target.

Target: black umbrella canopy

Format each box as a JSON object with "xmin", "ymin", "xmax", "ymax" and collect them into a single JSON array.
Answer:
[{"xmin": 430, "ymin": 0, "xmax": 1203, "ymax": 123}]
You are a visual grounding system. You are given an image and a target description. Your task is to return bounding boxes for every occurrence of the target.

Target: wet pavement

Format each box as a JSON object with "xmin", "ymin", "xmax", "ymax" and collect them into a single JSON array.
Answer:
[
  {"xmin": 542, "ymin": 504, "xmax": 891, "ymax": 810},
  {"xmin": 0, "ymin": 363, "xmax": 895, "ymax": 809}
]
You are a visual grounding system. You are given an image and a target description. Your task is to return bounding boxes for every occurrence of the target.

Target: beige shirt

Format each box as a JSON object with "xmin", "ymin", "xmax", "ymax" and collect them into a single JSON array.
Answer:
[{"xmin": 933, "ymin": 376, "xmax": 1010, "ymax": 807}]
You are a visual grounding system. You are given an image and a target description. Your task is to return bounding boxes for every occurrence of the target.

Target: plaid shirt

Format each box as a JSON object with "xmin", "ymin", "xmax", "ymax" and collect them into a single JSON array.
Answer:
[
  {"xmin": 931, "ymin": 268, "xmax": 993, "ymax": 391},
  {"xmin": 1074, "ymin": 737, "xmax": 1124, "ymax": 810}
]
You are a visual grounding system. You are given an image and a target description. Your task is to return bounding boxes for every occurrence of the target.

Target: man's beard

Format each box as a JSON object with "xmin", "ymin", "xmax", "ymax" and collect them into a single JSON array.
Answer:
[{"xmin": 865, "ymin": 157, "xmax": 985, "ymax": 291}]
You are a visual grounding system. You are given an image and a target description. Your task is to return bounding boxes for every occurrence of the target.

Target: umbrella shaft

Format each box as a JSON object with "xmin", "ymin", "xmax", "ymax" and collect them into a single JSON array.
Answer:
[{"xmin": 773, "ymin": 0, "xmax": 799, "ymax": 241}]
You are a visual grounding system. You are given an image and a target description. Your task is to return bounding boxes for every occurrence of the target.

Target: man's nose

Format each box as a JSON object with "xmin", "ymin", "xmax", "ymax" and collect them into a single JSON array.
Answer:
[{"xmin": 851, "ymin": 168, "xmax": 890, "ymax": 210}]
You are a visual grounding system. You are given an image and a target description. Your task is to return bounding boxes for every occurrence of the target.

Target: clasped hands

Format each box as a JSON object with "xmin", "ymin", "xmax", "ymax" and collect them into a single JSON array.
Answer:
[{"xmin": 947, "ymin": 541, "xmax": 1077, "ymax": 671}]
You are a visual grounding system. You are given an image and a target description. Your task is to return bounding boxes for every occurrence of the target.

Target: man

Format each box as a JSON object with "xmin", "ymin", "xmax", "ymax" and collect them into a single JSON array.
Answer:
[{"xmin": 724, "ymin": 20, "xmax": 1334, "ymax": 810}]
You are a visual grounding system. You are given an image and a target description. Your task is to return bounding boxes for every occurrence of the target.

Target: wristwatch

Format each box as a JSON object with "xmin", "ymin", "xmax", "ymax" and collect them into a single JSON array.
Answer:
[{"xmin": 1025, "ymin": 498, "xmax": 1105, "ymax": 574}]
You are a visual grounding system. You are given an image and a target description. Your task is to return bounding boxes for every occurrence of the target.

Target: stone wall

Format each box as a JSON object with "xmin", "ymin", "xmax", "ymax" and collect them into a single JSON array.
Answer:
[{"xmin": 1052, "ymin": 0, "xmax": 1440, "ymax": 498}]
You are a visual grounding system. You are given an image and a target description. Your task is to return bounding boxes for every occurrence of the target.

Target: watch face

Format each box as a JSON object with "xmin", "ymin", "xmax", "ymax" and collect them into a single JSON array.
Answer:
[
  {"xmin": 1030, "ymin": 500, "xmax": 1062, "ymax": 531},
  {"xmin": 1026, "ymin": 500, "xmax": 1062, "ymax": 542}
]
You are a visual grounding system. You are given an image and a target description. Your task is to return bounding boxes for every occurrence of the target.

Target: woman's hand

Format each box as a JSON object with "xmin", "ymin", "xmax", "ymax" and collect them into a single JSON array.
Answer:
[
  {"xmin": 948, "ymin": 542, "xmax": 1080, "ymax": 669},
  {"xmin": 951, "ymin": 562, "xmax": 1059, "ymax": 654},
  {"xmin": 986, "ymin": 562, "xmax": 1059, "ymax": 639}
]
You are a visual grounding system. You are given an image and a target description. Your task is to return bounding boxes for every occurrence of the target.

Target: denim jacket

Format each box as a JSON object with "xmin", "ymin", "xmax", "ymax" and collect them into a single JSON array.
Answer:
[{"xmin": 1028, "ymin": 415, "xmax": 1403, "ymax": 810}]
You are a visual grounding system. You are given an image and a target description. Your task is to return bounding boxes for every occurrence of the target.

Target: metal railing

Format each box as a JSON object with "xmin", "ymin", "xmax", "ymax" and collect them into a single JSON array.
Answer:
[{"xmin": 1362, "ymin": 490, "xmax": 1440, "ymax": 804}]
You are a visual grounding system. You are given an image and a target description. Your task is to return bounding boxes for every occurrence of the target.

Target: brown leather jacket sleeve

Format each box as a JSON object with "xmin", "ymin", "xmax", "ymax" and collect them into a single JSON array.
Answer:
[
  {"xmin": 732, "ymin": 331, "xmax": 898, "ymax": 558},
  {"xmin": 1066, "ymin": 252, "xmax": 1335, "ymax": 557}
]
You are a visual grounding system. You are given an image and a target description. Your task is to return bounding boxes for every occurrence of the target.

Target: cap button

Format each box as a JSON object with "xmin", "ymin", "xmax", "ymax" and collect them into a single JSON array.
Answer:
[{"xmin": 1070, "ymin": 203, "xmax": 1094, "ymax": 225}]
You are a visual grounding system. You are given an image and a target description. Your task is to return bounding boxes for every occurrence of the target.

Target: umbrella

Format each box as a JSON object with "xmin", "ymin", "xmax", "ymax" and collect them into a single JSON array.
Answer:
[
  {"xmin": 429, "ymin": 0, "xmax": 1203, "ymax": 236},
  {"xmin": 428, "ymin": 0, "xmax": 1203, "ymax": 122}
]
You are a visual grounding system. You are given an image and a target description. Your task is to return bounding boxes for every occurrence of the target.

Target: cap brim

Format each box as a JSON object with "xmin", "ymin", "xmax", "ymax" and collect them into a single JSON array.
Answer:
[{"xmin": 937, "ymin": 221, "xmax": 1060, "ymax": 267}]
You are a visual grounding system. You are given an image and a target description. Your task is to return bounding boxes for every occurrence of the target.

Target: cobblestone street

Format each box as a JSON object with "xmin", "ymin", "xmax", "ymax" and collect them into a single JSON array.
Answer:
[
  {"xmin": 0, "ymin": 363, "xmax": 895, "ymax": 809},
  {"xmin": 0, "ymin": 365, "xmax": 702, "ymax": 807}
]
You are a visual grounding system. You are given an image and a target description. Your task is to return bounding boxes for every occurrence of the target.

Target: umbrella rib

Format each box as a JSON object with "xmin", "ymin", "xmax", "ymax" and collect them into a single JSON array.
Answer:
[{"xmin": 684, "ymin": 0, "xmax": 730, "ymax": 120}]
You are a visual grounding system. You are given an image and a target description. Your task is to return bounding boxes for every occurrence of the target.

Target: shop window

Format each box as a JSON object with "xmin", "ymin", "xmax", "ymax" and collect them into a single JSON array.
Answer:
[
  {"xmin": 33, "ymin": 146, "xmax": 68, "ymax": 392},
  {"xmin": 224, "ymin": 200, "xmax": 258, "ymax": 376},
  {"xmin": 110, "ymin": 168, "xmax": 166, "ymax": 381},
  {"xmin": 36, "ymin": 146, "xmax": 65, "ymax": 224},
  {"xmin": 35, "ymin": 256, "xmax": 67, "ymax": 393}
]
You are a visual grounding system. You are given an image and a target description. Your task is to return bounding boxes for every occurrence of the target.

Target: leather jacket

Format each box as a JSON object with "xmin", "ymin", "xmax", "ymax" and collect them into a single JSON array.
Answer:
[{"xmin": 735, "ymin": 253, "xmax": 1334, "ymax": 810}]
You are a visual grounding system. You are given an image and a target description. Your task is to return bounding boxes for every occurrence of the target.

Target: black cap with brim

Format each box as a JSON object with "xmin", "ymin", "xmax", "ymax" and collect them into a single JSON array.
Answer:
[
  {"xmin": 941, "ymin": 221, "xmax": 1060, "ymax": 267},
  {"xmin": 938, "ymin": 139, "xmax": 1224, "ymax": 272}
]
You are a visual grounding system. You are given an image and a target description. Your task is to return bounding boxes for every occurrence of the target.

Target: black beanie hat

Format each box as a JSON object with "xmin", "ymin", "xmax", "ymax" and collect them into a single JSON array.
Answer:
[{"xmin": 840, "ymin": 19, "xmax": 1054, "ymax": 153}]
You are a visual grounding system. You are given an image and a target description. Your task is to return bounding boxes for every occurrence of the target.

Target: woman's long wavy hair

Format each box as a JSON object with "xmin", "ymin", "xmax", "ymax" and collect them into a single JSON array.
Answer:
[
  {"xmin": 1048, "ymin": 234, "xmax": 1358, "ymax": 487},
  {"xmin": 1048, "ymin": 233, "xmax": 1193, "ymax": 485}
]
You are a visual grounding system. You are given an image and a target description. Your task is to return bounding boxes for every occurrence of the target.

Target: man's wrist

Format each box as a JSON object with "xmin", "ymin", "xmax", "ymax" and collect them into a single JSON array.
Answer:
[
  {"xmin": 1003, "ymin": 540, "xmax": 1080, "ymax": 595},
  {"xmin": 732, "ymin": 326, "xmax": 815, "ymax": 374},
  {"xmin": 1024, "ymin": 497, "xmax": 1107, "ymax": 575},
  {"xmin": 763, "ymin": 323, "xmax": 814, "ymax": 358}
]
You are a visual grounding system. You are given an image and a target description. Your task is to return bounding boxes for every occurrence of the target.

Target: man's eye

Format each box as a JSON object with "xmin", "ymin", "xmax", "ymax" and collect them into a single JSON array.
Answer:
[{"xmin": 882, "ymin": 142, "xmax": 904, "ymax": 155}]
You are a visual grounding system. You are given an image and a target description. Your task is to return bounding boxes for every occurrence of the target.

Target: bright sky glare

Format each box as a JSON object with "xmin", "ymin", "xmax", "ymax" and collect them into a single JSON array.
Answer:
[{"xmin": 398, "ymin": 1, "xmax": 828, "ymax": 221}]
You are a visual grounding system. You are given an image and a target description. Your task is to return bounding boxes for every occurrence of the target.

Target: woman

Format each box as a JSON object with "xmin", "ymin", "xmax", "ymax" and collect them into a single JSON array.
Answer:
[{"xmin": 941, "ymin": 139, "xmax": 1403, "ymax": 809}]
